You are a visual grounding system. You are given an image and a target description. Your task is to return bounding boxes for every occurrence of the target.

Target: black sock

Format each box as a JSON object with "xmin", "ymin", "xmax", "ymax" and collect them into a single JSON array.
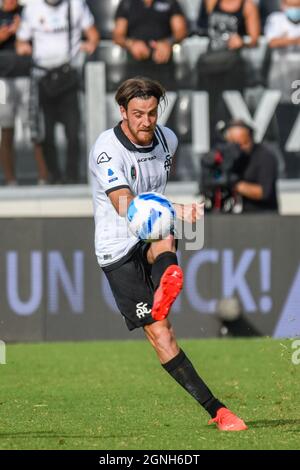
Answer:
[
  {"xmin": 162, "ymin": 349, "xmax": 225, "ymax": 418},
  {"xmin": 152, "ymin": 251, "xmax": 178, "ymax": 290}
]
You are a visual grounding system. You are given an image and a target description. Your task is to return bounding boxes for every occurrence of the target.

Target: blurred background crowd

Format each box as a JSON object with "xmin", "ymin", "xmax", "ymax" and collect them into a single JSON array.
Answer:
[{"xmin": 0, "ymin": 0, "xmax": 299, "ymax": 213}]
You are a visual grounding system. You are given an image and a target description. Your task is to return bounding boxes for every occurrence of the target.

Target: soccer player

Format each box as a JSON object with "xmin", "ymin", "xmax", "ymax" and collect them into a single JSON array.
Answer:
[{"xmin": 89, "ymin": 77, "xmax": 247, "ymax": 432}]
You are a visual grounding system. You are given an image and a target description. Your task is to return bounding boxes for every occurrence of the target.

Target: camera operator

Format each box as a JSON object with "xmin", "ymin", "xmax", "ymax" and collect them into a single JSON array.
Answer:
[
  {"xmin": 200, "ymin": 119, "xmax": 279, "ymax": 213},
  {"xmin": 225, "ymin": 119, "xmax": 278, "ymax": 213}
]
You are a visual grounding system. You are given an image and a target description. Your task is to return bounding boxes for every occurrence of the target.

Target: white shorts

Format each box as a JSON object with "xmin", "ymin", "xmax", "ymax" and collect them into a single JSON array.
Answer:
[{"xmin": 0, "ymin": 77, "xmax": 30, "ymax": 128}]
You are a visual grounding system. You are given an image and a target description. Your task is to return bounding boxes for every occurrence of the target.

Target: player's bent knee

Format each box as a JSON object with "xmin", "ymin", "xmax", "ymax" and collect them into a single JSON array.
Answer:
[{"xmin": 148, "ymin": 237, "xmax": 176, "ymax": 263}]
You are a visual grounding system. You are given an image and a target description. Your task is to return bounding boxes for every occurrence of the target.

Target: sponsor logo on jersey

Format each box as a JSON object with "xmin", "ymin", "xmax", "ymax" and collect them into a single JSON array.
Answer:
[
  {"xmin": 136, "ymin": 302, "xmax": 151, "ymax": 318},
  {"xmin": 137, "ymin": 156, "xmax": 157, "ymax": 163},
  {"xmin": 97, "ymin": 152, "xmax": 111, "ymax": 164}
]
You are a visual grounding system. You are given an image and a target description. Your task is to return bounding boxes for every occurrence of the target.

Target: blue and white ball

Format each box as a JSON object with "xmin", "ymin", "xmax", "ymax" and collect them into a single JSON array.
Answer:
[{"xmin": 127, "ymin": 192, "xmax": 176, "ymax": 241}]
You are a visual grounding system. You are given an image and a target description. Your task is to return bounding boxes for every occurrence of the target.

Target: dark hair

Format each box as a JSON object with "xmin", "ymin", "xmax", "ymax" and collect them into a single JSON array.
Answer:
[
  {"xmin": 115, "ymin": 77, "xmax": 167, "ymax": 110},
  {"xmin": 225, "ymin": 119, "xmax": 255, "ymax": 139}
]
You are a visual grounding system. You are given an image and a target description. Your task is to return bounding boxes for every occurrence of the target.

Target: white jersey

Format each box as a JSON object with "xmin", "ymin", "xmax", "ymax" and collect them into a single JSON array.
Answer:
[
  {"xmin": 17, "ymin": 0, "xmax": 94, "ymax": 68},
  {"xmin": 265, "ymin": 12, "xmax": 300, "ymax": 41},
  {"xmin": 89, "ymin": 123, "xmax": 178, "ymax": 267}
]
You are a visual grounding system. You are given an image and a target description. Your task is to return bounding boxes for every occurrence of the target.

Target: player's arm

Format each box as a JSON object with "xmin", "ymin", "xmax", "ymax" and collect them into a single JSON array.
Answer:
[
  {"xmin": 172, "ymin": 201, "xmax": 204, "ymax": 223},
  {"xmin": 108, "ymin": 187, "xmax": 135, "ymax": 217}
]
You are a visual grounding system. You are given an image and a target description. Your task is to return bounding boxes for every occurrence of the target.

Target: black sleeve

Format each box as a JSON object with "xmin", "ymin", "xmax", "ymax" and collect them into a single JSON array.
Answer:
[
  {"xmin": 115, "ymin": 0, "xmax": 131, "ymax": 20},
  {"xmin": 256, "ymin": 150, "xmax": 278, "ymax": 201},
  {"xmin": 170, "ymin": 0, "xmax": 184, "ymax": 16}
]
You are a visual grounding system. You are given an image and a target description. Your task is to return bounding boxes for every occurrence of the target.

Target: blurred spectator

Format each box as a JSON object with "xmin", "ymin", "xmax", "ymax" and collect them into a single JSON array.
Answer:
[
  {"xmin": 226, "ymin": 120, "xmax": 278, "ymax": 212},
  {"xmin": 16, "ymin": 0, "xmax": 100, "ymax": 184},
  {"xmin": 198, "ymin": 0, "xmax": 260, "ymax": 50},
  {"xmin": 265, "ymin": 0, "xmax": 300, "ymax": 49},
  {"xmin": 195, "ymin": 0, "xmax": 261, "ymax": 145},
  {"xmin": 265, "ymin": 0, "xmax": 300, "ymax": 166},
  {"xmin": 113, "ymin": 0, "xmax": 187, "ymax": 85},
  {"xmin": 0, "ymin": 0, "xmax": 20, "ymax": 52},
  {"xmin": 0, "ymin": 0, "xmax": 48, "ymax": 185}
]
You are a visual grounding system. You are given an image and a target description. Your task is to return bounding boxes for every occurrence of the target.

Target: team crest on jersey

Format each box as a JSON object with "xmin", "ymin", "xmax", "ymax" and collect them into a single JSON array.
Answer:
[
  {"xmin": 97, "ymin": 152, "xmax": 111, "ymax": 164},
  {"xmin": 131, "ymin": 165, "xmax": 137, "ymax": 181},
  {"xmin": 164, "ymin": 154, "xmax": 172, "ymax": 171}
]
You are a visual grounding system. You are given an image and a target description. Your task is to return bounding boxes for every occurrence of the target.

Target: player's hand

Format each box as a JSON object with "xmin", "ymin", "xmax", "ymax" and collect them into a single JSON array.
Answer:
[
  {"xmin": 228, "ymin": 34, "xmax": 244, "ymax": 50},
  {"xmin": 175, "ymin": 201, "xmax": 204, "ymax": 223},
  {"xmin": 150, "ymin": 40, "xmax": 172, "ymax": 64},
  {"xmin": 127, "ymin": 40, "xmax": 151, "ymax": 60}
]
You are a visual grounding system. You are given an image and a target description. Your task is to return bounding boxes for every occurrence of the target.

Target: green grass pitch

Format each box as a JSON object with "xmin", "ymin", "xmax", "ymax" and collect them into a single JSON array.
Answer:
[{"xmin": 0, "ymin": 338, "xmax": 299, "ymax": 450}]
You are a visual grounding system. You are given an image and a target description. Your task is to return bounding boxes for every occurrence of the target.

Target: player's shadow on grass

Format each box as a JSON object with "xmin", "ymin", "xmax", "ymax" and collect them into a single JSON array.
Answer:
[{"xmin": 246, "ymin": 419, "xmax": 300, "ymax": 429}]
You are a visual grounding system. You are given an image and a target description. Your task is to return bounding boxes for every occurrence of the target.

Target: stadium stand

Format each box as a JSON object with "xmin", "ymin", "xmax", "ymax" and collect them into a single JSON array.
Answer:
[
  {"xmin": 0, "ymin": 0, "xmax": 300, "ymax": 213},
  {"xmin": 86, "ymin": 0, "xmax": 120, "ymax": 40}
]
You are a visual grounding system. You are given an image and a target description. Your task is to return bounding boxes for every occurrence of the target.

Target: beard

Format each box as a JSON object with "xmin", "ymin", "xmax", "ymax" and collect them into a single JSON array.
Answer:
[{"xmin": 127, "ymin": 122, "xmax": 155, "ymax": 146}]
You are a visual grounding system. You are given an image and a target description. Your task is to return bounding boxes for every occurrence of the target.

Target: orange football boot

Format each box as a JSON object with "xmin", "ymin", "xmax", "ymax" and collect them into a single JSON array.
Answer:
[
  {"xmin": 208, "ymin": 407, "xmax": 248, "ymax": 431},
  {"xmin": 151, "ymin": 265, "xmax": 183, "ymax": 321}
]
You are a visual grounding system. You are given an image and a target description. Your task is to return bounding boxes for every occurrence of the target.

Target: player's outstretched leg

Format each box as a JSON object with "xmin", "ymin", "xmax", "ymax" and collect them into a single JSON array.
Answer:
[{"xmin": 144, "ymin": 321, "xmax": 248, "ymax": 432}]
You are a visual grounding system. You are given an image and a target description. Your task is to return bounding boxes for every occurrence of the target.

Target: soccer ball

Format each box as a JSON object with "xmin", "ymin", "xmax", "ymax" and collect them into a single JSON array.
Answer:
[{"xmin": 127, "ymin": 192, "xmax": 176, "ymax": 241}]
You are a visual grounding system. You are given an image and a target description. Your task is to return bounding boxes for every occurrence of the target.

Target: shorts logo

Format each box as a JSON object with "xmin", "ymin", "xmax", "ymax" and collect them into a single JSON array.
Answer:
[
  {"xmin": 97, "ymin": 152, "xmax": 111, "ymax": 164},
  {"xmin": 136, "ymin": 302, "xmax": 151, "ymax": 318}
]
